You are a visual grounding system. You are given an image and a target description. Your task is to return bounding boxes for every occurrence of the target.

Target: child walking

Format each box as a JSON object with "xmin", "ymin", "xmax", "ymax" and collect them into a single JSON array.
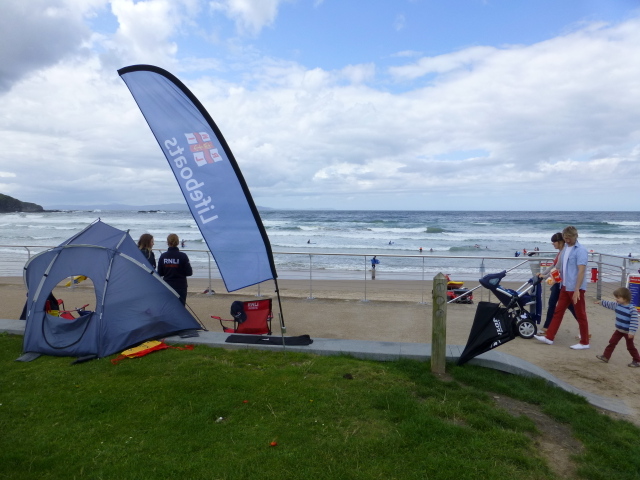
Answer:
[{"xmin": 596, "ymin": 287, "xmax": 640, "ymax": 367}]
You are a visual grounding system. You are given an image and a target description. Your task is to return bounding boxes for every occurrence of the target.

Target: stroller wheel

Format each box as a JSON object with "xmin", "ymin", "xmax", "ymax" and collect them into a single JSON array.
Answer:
[{"xmin": 516, "ymin": 318, "xmax": 537, "ymax": 339}]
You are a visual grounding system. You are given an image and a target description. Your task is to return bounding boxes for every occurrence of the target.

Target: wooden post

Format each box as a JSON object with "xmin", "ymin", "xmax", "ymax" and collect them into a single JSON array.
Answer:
[{"xmin": 431, "ymin": 272, "xmax": 447, "ymax": 374}]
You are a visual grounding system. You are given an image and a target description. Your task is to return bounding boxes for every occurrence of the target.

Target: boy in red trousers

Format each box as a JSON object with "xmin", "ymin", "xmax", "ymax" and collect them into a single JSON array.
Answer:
[{"xmin": 596, "ymin": 287, "xmax": 640, "ymax": 367}]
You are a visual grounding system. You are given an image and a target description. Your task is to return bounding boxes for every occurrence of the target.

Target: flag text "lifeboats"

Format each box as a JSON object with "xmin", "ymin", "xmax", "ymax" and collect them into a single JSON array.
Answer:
[{"xmin": 164, "ymin": 137, "xmax": 218, "ymax": 225}]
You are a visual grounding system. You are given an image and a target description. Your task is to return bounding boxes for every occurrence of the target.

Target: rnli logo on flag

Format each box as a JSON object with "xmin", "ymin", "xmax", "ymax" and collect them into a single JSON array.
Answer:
[{"xmin": 185, "ymin": 132, "xmax": 222, "ymax": 166}]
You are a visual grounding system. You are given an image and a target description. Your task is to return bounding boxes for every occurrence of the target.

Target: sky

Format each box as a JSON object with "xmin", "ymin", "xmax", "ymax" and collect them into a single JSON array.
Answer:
[{"xmin": 1, "ymin": 0, "xmax": 639, "ymax": 211}]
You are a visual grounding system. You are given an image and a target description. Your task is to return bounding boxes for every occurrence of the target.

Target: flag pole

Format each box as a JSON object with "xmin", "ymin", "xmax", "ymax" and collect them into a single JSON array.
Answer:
[{"xmin": 273, "ymin": 278, "xmax": 287, "ymax": 351}]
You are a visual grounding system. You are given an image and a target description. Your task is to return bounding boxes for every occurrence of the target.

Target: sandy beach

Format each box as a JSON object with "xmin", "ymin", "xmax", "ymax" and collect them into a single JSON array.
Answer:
[{"xmin": 3, "ymin": 275, "xmax": 639, "ymax": 425}]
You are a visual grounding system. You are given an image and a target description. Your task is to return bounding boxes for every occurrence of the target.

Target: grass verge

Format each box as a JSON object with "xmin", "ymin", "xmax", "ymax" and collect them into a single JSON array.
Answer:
[{"xmin": 1, "ymin": 333, "xmax": 639, "ymax": 480}]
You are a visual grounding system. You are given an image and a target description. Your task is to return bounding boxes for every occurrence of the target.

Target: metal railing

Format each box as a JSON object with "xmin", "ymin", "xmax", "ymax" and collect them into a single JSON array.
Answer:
[{"xmin": 2, "ymin": 245, "xmax": 635, "ymax": 304}]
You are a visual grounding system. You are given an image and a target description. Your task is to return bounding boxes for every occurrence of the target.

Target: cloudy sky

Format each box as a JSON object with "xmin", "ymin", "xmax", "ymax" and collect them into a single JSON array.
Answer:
[{"xmin": 1, "ymin": 0, "xmax": 639, "ymax": 211}]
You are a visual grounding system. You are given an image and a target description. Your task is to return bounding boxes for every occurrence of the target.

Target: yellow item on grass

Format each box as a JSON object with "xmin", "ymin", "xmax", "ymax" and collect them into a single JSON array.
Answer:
[
  {"xmin": 111, "ymin": 340, "xmax": 194, "ymax": 365},
  {"xmin": 121, "ymin": 340, "xmax": 165, "ymax": 357}
]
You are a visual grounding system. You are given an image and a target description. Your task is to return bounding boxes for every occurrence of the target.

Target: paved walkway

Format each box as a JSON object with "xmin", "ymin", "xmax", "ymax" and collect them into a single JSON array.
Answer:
[{"xmin": 1, "ymin": 318, "xmax": 630, "ymax": 416}]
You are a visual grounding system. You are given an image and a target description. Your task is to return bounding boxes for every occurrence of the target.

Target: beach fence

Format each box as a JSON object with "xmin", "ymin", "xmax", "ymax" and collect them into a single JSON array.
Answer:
[{"xmin": 0, "ymin": 245, "xmax": 635, "ymax": 304}]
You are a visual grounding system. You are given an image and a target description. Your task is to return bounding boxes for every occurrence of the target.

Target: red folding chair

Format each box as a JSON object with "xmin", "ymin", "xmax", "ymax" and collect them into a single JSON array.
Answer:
[
  {"xmin": 45, "ymin": 297, "xmax": 90, "ymax": 320},
  {"xmin": 212, "ymin": 299, "xmax": 273, "ymax": 335}
]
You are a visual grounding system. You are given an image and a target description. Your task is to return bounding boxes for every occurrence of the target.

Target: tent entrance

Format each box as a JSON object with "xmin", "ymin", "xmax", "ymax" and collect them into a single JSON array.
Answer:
[
  {"xmin": 49, "ymin": 276, "xmax": 97, "ymax": 317},
  {"xmin": 43, "ymin": 275, "xmax": 98, "ymax": 350},
  {"xmin": 42, "ymin": 310, "xmax": 94, "ymax": 349}
]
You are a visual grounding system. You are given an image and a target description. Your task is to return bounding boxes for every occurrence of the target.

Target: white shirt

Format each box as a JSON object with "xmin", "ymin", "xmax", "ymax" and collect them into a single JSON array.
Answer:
[{"xmin": 561, "ymin": 245, "xmax": 574, "ymax": 286}]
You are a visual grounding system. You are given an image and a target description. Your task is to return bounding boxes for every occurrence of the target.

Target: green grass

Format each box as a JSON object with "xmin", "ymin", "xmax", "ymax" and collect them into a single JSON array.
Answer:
[{"xmin": 1, "ymin": 333, "xmax": 639, "ymax": 480}]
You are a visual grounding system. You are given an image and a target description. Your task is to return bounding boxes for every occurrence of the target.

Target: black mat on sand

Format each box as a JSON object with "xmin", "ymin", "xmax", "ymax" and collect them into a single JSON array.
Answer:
[{"xmin": 225, "ymin": 334, "xmax": 313, "ymax": 346}]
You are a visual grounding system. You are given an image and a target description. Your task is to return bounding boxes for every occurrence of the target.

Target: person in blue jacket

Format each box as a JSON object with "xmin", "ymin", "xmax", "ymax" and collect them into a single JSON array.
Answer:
[
  {"xmin": 137, "ymin": 233, "xmax": 156, "ymax": 269},
  {"xmin": 158, "ymin": 233, "xmax": 192, "ymax": 305}
]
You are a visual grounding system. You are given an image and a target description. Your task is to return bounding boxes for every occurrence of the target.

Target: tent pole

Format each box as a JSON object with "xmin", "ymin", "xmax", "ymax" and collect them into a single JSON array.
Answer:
[{"xmin": 185, "ymin": 302, "xmax": 207, "ymax": 330}]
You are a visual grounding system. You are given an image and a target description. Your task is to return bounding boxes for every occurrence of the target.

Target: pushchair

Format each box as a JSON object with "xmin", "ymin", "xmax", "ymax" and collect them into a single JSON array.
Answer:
[
  {"xmin": 457, "ymin": 271, "xmax": 541, "ymax": 365},
  {"xmin": 478, "ymin": 270, "xmax": 541, "ymax": 339}
]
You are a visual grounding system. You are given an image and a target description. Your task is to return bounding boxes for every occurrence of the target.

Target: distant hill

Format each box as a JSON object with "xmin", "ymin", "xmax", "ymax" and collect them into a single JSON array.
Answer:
[
  {"xmin": 0, "ymin": 194, "xmax": 44, "ymax": 213},
  {"xmin": 47, "ymin": 203, "xmax": 190, "ymax": 211},
  {"xmin": 46, "ymin": 203, "xmax": 275, "ymax": 212}
]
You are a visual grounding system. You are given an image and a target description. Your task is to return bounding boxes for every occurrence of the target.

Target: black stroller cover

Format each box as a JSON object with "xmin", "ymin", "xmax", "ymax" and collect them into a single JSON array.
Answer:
[{"xmin": 457, "ymin": 301, "xmax": 515, "ymax": 365}]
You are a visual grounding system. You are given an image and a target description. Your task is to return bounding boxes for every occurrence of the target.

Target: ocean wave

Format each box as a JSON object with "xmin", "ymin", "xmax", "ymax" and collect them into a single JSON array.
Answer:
[
  {"xmin": 267, "ymin": 226, "xmax": 303, "ymax": 231},
  {"xmin": 2, "ymin": 210, "xmax": 639, "ymax": 262},
  {"xmin": 46, "ymin": 225, "xmax": 82, "ymax": 230},
  {"xmin": 603, "ymin": 221, "xmax": 640, "ymax": 227},
  {"xmin": 582, "ymin": 238, "xmax": 637, "ymax": 245},
  {"xmin": 369, "ymin": 226, "xmax": 428, "ymax": 234},
  {"xmin": 449, "ymin": 245, "xmax": 488, "ymax": 252}
]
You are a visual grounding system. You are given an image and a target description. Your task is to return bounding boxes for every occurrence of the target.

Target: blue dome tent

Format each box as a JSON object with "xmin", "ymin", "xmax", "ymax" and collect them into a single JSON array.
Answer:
[{"xmin": 21, "ymin": 220, "xmax": 201, "ymax": 361}]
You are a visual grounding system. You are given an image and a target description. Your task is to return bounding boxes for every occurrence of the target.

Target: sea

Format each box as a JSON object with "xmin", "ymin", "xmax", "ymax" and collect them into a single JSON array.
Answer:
[{"xmin": 0, "ymin": 210, "xmax": 638, "ymax": 280}]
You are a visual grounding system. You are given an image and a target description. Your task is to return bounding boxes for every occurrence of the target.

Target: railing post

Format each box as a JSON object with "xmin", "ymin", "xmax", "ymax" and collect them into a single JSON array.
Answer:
[
  {"xmin": 362, "ymin": 256, "xmax": 369, "ymax": 302},
  {"xmin": 206, "ymin": 252, "xmax": 214, "ymax": 295},
  {"xmin": 431, "ymin": 272, "xmax": 447, "ymax": 374},
  {"xmin": 622, "ymin": 257, "xmax": 629, "ymax": 287},
  {"xmin": 479, "ymin": 259, "xmax": 486, "ymax": 302},
  {"xmin": 596, "ymin": 254, "xmax": 603, "ymax": 300},
  {"xmin": 419, "ymin": 256, "xmax": 427, "ymax": 304},
  {"xmin": 307, "ymin": 254, "xmax": 315, "ymax": 300}
]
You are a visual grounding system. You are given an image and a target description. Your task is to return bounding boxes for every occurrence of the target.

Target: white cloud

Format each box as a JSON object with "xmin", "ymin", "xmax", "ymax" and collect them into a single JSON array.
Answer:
[
  {"xmin": 0, "ymin": 4, "xmax": 639, "ymax": 210},
  {"xmin": 107, "ymin": 0, "xmax": 185, "ymax": 67},
  {"xmin": 0, "ymin": 0, "xmax": 101, "ymax": 92},
  {"xmin": 393, "ymin": 14, "xmax": 406, "ymax": 32},
  {"xmin": 391, "ymin": 50, "xmax": 422, "ymax": 58},
  {"xmin": 229, "ymin": 17, "xmax": 640, "ymax": 206},
  {"xmin": 339, "ymin": 64, "xmax": 376, "ymax": 84},
  {"xmin": 389, "ymin": 46, "xmax": 498, "ymax": 81},
  {"xmin": 209, "ymin": 0, "xmax": 289, "ymax": 35}
]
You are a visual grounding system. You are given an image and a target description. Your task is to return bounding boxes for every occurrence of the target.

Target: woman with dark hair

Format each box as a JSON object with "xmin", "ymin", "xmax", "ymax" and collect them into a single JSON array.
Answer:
[
  {"xmin": 158, "ymin": 233, "xmax": 192, "ymax": 305},
  {"xmin": 538, "ymin": 232, "xmax": 575, "ymax": 334},
  {"xmin": 137, "ymin": 233, "xmax": 156, "ymax": 269}
]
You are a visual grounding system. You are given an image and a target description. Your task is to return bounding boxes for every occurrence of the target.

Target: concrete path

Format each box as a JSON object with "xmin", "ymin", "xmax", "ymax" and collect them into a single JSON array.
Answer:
[{"xmin": 1, "ymin": 318, "xmax": 630, "ymax": 416}]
